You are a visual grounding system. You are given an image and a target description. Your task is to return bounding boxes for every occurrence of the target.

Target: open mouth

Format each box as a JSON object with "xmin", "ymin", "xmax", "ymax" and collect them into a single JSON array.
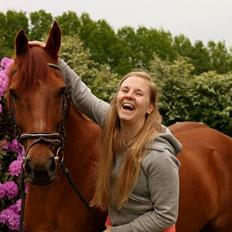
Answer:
[{"xmin": 122, "ymin": 102, "xmax": 135, "ymax": 111}]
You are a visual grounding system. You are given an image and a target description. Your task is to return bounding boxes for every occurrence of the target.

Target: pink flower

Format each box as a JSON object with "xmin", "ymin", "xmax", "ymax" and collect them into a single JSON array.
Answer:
[
  {"xmin": 0, "ymin": 207, "xmax": 20, "ymax": 231},
  {"xmin": 8, "ymin": 199, "xmax": 21, "ymax": 214},
  {"xmin": 0, "ymin": 181, "xmax": 18, "ymax": 199},
  {"xmin": 0, "ymin": 57, "xmax": 12, "ymax": 68},
  {"xmin": 4, "ymin": 181, "xmax": 19, "ymax": 198},
  {"xmin": 9, "ymin": 158, "xmax": 23, "ymax": 176}
]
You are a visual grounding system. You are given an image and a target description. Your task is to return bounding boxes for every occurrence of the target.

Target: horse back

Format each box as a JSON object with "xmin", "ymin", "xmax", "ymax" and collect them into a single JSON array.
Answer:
[{"xmin": 170, "ymin": 122, "xmax": 232, "ymax": 232}]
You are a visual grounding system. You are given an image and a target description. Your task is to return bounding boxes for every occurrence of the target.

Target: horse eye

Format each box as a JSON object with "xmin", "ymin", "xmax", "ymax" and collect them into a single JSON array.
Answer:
[
  {"xmin": 10, "ymin": 89, "xmax": 18, "ymax": 101},
  {"xmin": 59, "ymin": 87, "xmax": 67, "ymax": 96}
]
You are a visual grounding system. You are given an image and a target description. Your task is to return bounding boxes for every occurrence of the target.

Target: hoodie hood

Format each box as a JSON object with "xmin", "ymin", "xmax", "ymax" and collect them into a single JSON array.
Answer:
[{"xmin": 145, "ymin": 125, "xmax": 182, "ymax": 156}]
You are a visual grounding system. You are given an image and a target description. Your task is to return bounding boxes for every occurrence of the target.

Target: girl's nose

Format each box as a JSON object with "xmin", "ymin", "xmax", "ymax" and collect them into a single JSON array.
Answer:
[{"xmin": 125, "ymin": 91, "xmax": 134, "ymax": 99}]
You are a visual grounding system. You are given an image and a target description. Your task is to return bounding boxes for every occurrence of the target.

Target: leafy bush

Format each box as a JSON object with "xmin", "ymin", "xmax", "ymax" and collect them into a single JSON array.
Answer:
[
  {"xmin": 150, "ymin": 55, "xmax": 232, "ymax": 136},
  {"xmin": 60, "ymin": 35, "xmax": 119, "ymax": 102}
]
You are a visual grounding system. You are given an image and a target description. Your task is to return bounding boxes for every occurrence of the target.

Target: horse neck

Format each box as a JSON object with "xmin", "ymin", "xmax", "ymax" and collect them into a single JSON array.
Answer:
[{"xmin": 63, "ymin": 106, "xmax": 101, "ymax": 168}]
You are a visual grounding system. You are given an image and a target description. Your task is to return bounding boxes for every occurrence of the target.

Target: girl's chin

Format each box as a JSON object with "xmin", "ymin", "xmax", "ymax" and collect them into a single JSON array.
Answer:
[{"xmin": 119, "ymin": 116, "xmax": 135, "ymax": 124}]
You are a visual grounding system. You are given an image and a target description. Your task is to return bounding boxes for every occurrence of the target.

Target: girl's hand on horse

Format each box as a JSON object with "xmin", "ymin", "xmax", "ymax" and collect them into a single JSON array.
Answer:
[{"xmin": 28, "ymin": 41, "xmax": 45, "ymax": 47}]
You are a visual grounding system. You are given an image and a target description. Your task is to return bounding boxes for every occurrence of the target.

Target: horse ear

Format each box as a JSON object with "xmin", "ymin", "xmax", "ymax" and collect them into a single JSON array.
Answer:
[
  {"xmin": 45, "ymin": 21, "xmax": 61, "ymax": 59},
  {"xmin": 15, "ymin": 30, "xmax": 29, "ymax": 56}
]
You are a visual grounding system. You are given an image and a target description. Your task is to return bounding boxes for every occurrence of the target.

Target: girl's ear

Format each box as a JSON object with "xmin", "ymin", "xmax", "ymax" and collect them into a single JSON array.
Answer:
[{"xmin": 146, "ymin": 103, "xmax": 154, "ymax": 114}]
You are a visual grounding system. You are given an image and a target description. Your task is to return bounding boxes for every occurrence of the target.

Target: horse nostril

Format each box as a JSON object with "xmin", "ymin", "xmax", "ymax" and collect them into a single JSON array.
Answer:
[
  {"xmin": 48, "ymin": 157, "xmax": 56, "ymax": 173},
  {"xmin": 24, "ymin": 158, "xmax": 34, "ymax": 175}
]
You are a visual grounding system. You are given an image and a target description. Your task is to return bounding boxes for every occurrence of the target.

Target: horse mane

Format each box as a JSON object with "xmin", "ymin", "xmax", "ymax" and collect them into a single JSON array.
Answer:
[{"xmin": 13, "ymin": 46, "xmax": 48, "ymax": 90}]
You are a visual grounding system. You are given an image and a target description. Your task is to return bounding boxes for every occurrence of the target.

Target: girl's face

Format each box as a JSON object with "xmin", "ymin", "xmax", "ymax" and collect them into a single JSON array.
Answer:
[{"xmin": 116, "ymin": 75, "xmax": 154, "ymax": 126}]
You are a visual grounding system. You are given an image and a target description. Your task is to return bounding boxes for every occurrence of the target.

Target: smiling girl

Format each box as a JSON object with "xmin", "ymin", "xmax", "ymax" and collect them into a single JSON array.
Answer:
[{"xmin": 57, "ymin": 58, "xmax": 181, "ymax": 232}]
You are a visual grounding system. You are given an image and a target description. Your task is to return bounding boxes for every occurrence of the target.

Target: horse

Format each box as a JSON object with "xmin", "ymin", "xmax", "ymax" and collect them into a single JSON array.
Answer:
[
  {"xmin": 169, "ymin": 122, "xmax": 232, "ymax": 232},
  {"xmin": 6, "ymin": 22, "xmax": 106, "ymax": 232}
]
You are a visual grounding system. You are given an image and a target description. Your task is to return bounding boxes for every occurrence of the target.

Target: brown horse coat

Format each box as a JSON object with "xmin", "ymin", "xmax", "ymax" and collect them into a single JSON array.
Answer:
[{"xmin": 170, "ymin": 122, "xmax": 232, "ymax": 232}]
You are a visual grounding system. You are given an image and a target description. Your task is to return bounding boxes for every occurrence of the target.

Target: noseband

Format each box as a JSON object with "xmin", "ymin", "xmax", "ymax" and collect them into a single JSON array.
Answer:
[{"xmin": 19, "ymin": 132, "xmax": 64, "ymax": 163}]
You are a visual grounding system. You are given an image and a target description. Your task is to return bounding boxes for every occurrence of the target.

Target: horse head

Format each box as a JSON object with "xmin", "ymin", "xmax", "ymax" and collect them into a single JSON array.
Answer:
[{"xmin": 6, "ymin": 22, "xmax": 68, "ymax": 185}]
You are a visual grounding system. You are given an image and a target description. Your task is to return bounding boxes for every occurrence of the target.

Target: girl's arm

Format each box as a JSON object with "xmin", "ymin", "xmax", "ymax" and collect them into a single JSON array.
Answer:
[
  {"xmin": 112, "ymin": 150, "xmax": 180, "ymax": 232},
  {"xmin": 58, "ymin": 59, "xmax": 110, "ymax": 127}
]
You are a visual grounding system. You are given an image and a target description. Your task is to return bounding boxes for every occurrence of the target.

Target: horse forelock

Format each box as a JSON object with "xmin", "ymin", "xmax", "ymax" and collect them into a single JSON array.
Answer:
[{"xmin": 14, "ymin": 46, "xmax": 48, "ymax": 90}]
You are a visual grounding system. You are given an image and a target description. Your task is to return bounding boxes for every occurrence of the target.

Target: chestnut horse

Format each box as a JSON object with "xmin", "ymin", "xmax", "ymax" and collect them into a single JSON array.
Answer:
[
  {"xmin": 6, "ymin": 22, "xmax": 106, "ymax": 231},
  {"xmin": 6, "ymin": 21, "xmax": 232, "ymax": 232},
  {"xmin": 170, "ymin": 122, "xmax": 232, "ymax": 232}
]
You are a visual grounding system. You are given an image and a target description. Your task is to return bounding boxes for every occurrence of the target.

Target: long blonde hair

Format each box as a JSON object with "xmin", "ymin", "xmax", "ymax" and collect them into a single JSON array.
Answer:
[{"xmin": 91, "ymin": 70, "xmax": 162, "ymax": 210}]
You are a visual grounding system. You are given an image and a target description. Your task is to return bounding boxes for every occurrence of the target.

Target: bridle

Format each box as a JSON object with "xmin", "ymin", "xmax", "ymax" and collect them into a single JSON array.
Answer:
[
  {"xmin": 9, "ymin": 63, "xmax": 68, "ymax": 232},
  {"xmin": 9, "ymin": 63, "xmax": 97, "ymax": 232},
  {"xmin": 9, "ymin": 63, "xmax": 68, "ymax": 162}
]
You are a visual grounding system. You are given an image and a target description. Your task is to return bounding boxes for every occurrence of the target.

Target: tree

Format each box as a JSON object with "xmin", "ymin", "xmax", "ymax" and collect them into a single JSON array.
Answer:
[
  {"xmin": 0, "ymin": 12, "xmax": 10, "ymax": 58},
  {"xmin": 115, "ymin": 26, "xmax": 137, "ymax": 74},
  {"xmin": 136, "ymin": 27, "xmax": 176, "ymax": 66},
  {"xmin": 0, "ymin": 10, "xmax": 28, "ymax": 57},
  {"xmin": 190, "ymin": 40, "xmax": 211, "ymax": 74},
  {"xmin": 29, "ymin": 10, "xmax": 53, "ymax": 40},
  {"xmin": 173, "ymin": 34, "xmax": 193, "ymax": 58},
  {"xmin": 207, "ymin": 40, "xmax": 232, "ymax": 74},
  {"xmin": 78, "ymin": 13, "xmax": 119, "ymax": 69},
  {"xmin": 55, "ymin": 11, "xmax": 81, "ymax": 36},
  {"xmin": 60, "ymin": 35, "xmax": 119, "ymax": 101},
  {"xmin": 149, "ymin": 55, "xmax": 194, "ymax": 124},
  {"xmin": 149, "ymin": 54, "xmax": 232, "ymax": 135}
]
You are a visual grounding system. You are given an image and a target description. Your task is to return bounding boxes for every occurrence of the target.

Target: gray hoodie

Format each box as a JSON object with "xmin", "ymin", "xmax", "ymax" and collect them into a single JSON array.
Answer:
[{"xmin": 58, "ymin": 59, "xmax": 182, "ymax": 232}]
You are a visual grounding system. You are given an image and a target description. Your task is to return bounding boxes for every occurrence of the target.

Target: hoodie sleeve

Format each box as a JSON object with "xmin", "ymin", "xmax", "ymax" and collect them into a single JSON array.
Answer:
[
  {"xmin": 58, "ymin": 58, "xmax": 110, "ymax": 127},
  {"xmin": 112, "ymin": 148, "xmax": 180, "ymax": 232}
]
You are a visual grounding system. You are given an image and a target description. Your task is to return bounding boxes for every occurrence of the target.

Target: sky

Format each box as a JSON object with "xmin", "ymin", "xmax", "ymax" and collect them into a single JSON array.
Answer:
[{"xmin": 1, "ymin": 0, "xmax": 232, "ymax": 48}]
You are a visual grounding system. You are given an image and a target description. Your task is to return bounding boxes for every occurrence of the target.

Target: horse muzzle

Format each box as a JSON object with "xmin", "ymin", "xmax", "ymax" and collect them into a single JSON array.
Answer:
[
  {"xmin": 20, "ymin": 132, "xmax": 64, "ymax": 185},
  {"xmin": 24, "ymin": 155, "xmax": 57, "ymax": 185}
]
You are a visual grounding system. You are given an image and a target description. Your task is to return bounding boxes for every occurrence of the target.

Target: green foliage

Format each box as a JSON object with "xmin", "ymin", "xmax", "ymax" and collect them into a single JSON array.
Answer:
[
  {"xmin": 115, "ymin": 26, "xmax": 176, "ymax": 75},
  {"xmin": 150, "ymin": 55, "xmax": 194, "ymax": 123},
  {"xmin": 1, "ymin": 9, "xmax": 232, "ymax": 76},
  {"xmin": 190, "ymin": 72, "xmax": 232, "ymax": 135},
  {"xmin": 29, "ymin": 10, "xmax": 53, "ymax": 40},
  {"xmin": 55, "ymin": 11, "xmax": 81, "ymax": 36},
  {"xmin": 150, "ymin": 55, "xmax": 232, "ymax": 136},
  {"xmin": 0, "ymin": 9, "xmax": 232, "ymax": 136},
  {"xmin": 78, "ymin": 13, "xmax": 119, "ymax": 69},
  {"xmin": 115, "ymin": 26, "xmax": 137, "ymax": 74},
  {"xmin": 60, "ymin": 35, "xmax": 119, "ymax": 102},
  {"xmin": 0, "ymin": 10, "xmax": 28, "ymax": 58},
  {"xmin": 190, "ymin": 41, "xmax": 211, "ymax": 74},
  {"xmin": 207, "ymin": 41, "xmax": 232, "ymax": 74}
]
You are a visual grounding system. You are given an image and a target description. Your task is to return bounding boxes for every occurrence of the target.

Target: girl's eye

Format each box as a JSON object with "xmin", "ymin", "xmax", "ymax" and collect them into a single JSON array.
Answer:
[
  {"xmin": 136, "ymin": 92, "xmax": 143, "ymax": 96},
  {"xmin": 121, "ymin": 89, "xmax": 128, "ymax": 93}
]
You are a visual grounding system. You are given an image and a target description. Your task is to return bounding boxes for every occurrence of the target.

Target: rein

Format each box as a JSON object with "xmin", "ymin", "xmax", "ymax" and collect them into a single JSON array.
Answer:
[{"xmin": 9, "ymin": 63, "xmax": 96, "ymax": 232}]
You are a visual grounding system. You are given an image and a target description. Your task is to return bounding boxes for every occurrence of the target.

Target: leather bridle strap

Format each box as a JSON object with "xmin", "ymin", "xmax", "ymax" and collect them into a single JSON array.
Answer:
[
  {"xmin": 47, "ymin": 63, "xmax": 61, "ymax": 71},
  {"xmin": 60, "ymin": 162, "xmax": 99, "ymax": 218}
]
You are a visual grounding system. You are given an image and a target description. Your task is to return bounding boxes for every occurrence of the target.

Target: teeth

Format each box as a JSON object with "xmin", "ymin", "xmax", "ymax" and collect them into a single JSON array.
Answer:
[{"xmin": 122, "ymin": 103, "xmax": 135, "ymax": 110}]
